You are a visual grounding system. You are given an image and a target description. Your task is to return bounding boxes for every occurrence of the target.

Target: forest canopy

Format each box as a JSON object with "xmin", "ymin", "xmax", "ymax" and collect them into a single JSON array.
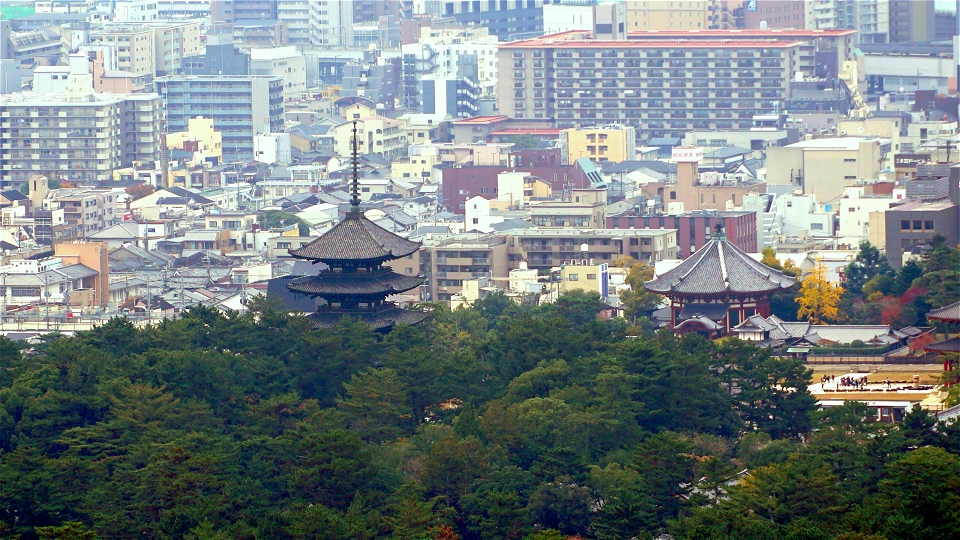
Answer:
[{"xmin": 1, "ymin": 294, "xmax": 958, "ymax": 539}]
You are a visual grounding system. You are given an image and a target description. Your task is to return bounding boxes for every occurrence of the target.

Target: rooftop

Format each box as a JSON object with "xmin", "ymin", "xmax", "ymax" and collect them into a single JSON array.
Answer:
[
  {"xmin": 502, "ymin": 30, "xmax": 804, "ymax": 49},
  {"xmin": 453, "ymin": 115, "xmax": 510, "ymax": 125},
  {"xmin": 786, "ymin": 137, "xmax": 888, "ymax": 150}
]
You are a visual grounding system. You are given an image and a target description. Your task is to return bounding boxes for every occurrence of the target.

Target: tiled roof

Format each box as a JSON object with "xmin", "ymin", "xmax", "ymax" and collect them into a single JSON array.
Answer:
[
  {"xmin": 928, "ymin": 300, "xmax": 960, "ymax": 322},
  {"xmin": 925, "ymin": 337, "xmax": 960, "ymax": 353},
  {"xmin": 678, "ymin": 302, "xmax": 729, "ymax": 322},
  {"xmin": 307, "ymin": 305, "xmax": 430, "ymax": 331},
  {"xmin": 287, "ymin": 271, "xmax": 423, "ymax": 297},
  {"xmin": 645, "ymin": 238, "xmax": 796, "ymax": 296},
  {"xmin": 288, "ymin": 212, "xmax": 421, "ymax": 263}
]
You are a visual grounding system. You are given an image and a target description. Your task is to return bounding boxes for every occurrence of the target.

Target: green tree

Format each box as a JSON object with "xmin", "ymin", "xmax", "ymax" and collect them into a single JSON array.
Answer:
[
  {"xmin": 509, "ymin": 134, "xmax": 540, "ymax": 150},
  {"xmin": 258, "ymin": 209, "xmax": 312, "ymax": 236},
  {"xmin": 845, "ymin": 242, "xmax": 893, "ymax": 295},
  {"xmin": 338, "ymin": 367, "xmax": 409, "ymax": 443},
  {"xmin": 35, "ymin": 521, "xmax": 99, "ymax": 539},
  {"xmin": 615, "ymin": 256, "xmax": 661, "ymax": 323}
]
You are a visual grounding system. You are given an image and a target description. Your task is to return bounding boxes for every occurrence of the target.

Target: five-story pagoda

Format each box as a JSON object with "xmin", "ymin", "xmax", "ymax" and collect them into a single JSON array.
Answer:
[{"xmin": 286, "ymin": 122, "xmax": 428, "ymax": 331}]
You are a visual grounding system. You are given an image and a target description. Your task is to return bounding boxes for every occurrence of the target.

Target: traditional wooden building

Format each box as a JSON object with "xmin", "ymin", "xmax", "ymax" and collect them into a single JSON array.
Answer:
[
  {"xmin": 286, "ymin": 123, "xmax": 428, "ymax": 331},
  {"xmin": 644, "ymin": 226, "xmax": 796, "ymax": 337},
  {"xmin": 925, "ymin": 300, "xmax": 960, "ymax": 373}
]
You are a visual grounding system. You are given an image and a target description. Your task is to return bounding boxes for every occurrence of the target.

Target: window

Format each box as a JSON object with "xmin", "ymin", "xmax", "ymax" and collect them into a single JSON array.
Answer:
[
  {"xmin": 913, "ymin": 220, "xmax": 922, "ymax": 230},
  {"xmin": 810, "ymin": 223, "xmax": 824, "ymax": 230},
  {"xmin": 472, "ymin": 218, "xmax": 479, "ymax": 224},
  {"xmin": 277, "ymin": 242, "xmax": 291, "ymax": 249},
  {"xmin": 670, "ymin": 191, "xmax": 677, "ymax": 200},
  {"xmin": 587, "ymin": 274, "xmax": 597, "ymax": 280},
  {"xmin": 924, "ymin": 220, "xmax": 934, "ymax": 230},
  {"xmin": 568, "ymin": 274, "xmax": 579, "ymax": 281},
  {"xmin": 901, "ymin": 220, "xmax": 910, "ymax": 230}
]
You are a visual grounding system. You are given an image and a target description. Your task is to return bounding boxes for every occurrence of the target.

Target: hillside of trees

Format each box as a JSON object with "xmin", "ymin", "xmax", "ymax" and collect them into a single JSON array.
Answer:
[{"xmin": 2, "ymin": 293, "xmax": 960, "ymax": 539}]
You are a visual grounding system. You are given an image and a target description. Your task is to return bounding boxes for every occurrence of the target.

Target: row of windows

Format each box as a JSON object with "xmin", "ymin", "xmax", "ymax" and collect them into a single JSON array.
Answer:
[{"xmin": 900, "ymin": 220, "xmax": 935, "ymax": 231}]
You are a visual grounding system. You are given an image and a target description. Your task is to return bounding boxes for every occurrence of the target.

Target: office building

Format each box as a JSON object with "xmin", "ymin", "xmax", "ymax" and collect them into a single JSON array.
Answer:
[
  {"xmin": 276, "ymin": 0, "xmax": 353, "ymax": 46},
  {"xmin": 250, "ymin": 46, "xmax": 307, "ymax": 98},
  {"xmin": 560, "ymin": 125, "xmax": 637, "ymax": 164},
  {"xmin": 88, "ymin": 24, "xmax": 155, "ymax": 75},
  {"xmin": 156, "ymin": 76, "xmax": 284, "ymax": 162},
  {"xmin": 211, "ymin": 0, "xmax": 278, "ymax": 25},
  {"xmin": 889, "ymin": 0, "xmax": 936, "ymax": 43},
  {"xmin": 428, "ymin": 0, "xmax": 544, "ymax": 41},
  {"xmin": 625, "ymin": 0, "xmax": 719, "ymax": 31},
  {"xmin": 607, "ymin": 209, "xmax": 758, "ymax": 258},
  {"xmin": 498, "ymin": 29, "xmax": 856, "ymax": 141}
]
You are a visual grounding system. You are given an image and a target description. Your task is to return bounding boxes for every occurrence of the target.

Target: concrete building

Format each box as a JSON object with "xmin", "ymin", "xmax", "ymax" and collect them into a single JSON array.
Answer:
[
  {"xmin": 182, "ymin": 42, "xmax": 250, "ymax": 76},
  {"xmin": 49, "ymin": 188, "xmax": 120, "ymax": 237},
  {"xmin": 165, "ymin": 115, "xmax": 223, "ymax": 168},
  {"xmin": 884, "ymin": 167, "xmax": 960, "ymax": 268},
  {"xmin": 254, "ymin": 133, "xmax": 292, "ymax": 165},
  {"xmin": 507, "ymin": 227, "xmax": 678, "ymax": 270},
  {"xmin": 836, "ymin": 186, "xmax": 898, "ymax": 243},
  {"xmin": 211, "ymin": 0, "xmax": 278, "ymax": 25},
  {"xmin": 250, "ymin": 46, "xmax": 307, "ymax": 98},
  {"xmin": 1, "ymin": 55, "xmax": 162, "ymax": 189},
  {"xmin": 276, "ymin": 0, "xmax": 353, "ymax": 47},
  {"xmin": 427, "ymin": 0, "xmax": 543, "ymax": 40},
  {"xmin": 560, "ymin": 125, "xmax": 637, "ymax": 164},
  {"xmin": 888, "ymin": 0, "xmax": 936, "ymax": 43},
  {"xmin": 156, "ymin": 75, "xmax": 284, "ymax": 162},
  {"xmin": 740, "ymin": 0, "xmax": 807, "ymax": 29},
  {"xmin": 606, "ymin": 209, "xmax": 757, "ymax": 258},
  {"xmin": 862, "ymin": 41, "xmax": 955, "ymax": 95},
  {"xmin": 341, "ymin": 60, "xmax": 400, "ymax": 109},
  {"xmin": 401, "ymin": 26, "xmax": 498, "ymax": 111},
  {"xmin": 777, "ymin": 192, "xmax": 835, "ymax": 238},
  {"xmin": 625, "ymin": 0, "xmax": 719, "ymax": 30},
  {"xmin": 88, "ymin": 24, "xmax": 155, "ymax": 76},
  {"xmin": 670, "ymin": 147, "xmax": 767, "ymax": 212},
  {"xmin": 765, "ymin": 137, "xmax": 887, "ymax": 204},
  {"xmin": 498, "ymin": 29, "xmax": 856, "ymax": 140}
]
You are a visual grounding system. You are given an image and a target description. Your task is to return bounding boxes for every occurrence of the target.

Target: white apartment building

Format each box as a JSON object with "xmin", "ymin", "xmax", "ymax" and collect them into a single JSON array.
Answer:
[
  {"xmin": 401, "ymin": 26, "xmax": 498, "ymax": 103},
  {"xmin": 250, "ymin": 46, "xmax": 307, "ymax": 97},
  {"xmin": 836, "ymin": 186, "xmax": 899, "ymax": 243},
  {"xmin": 277, "ymin": 0, "xmax": 354, "ymax": 47},
  {"xmin": 777, "ymin": 192, "xmax": 835, "ymax": 239}
]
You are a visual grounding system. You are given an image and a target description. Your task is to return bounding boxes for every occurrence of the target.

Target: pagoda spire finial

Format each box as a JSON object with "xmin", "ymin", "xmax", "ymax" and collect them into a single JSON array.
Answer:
[
  {"xmin": 713, "ymin": 222, "xmax": 726, "ymax": 241},
  {"xmin": 350, "ymin": 120, "xmax": 361, "ymax": 213}
]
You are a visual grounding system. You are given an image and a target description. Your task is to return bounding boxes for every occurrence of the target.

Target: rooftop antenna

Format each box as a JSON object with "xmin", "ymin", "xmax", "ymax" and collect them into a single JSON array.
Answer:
[{"xmin": 349, "ymin": 120, "xmax": 361, "ymax": 214}]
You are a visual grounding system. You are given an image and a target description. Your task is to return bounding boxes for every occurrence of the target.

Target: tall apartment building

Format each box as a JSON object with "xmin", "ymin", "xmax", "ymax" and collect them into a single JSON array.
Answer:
[
  {"xmin": 401, "ymin": 26, "xmax": 499, "ymax": 110},
  {"xmin": 739, "ymin": 0, "xmax": 807, "ymax": 29},
  {"xmin": 89, "ymin": 21, "xmax": 202, "ymax": 77},
  {"xmin": 889, "ymin": 0, "xmax": 936, "ymax": 43},
  {"xmin": 156, "ymin": 76, "xmax": 284, "ymax": 162},
  {"xmin": 428, "ymin": 0, "xmax": 544, "ymax": 41},
  {"xmin": 51, "ymin": 188, "xmax": 121, "ymax": 236},
  {"xmin": 88, "ymin": 24, "xmax": 155, "ymax": 75},
  {"xmin": 250, "ymin": 46, "xmax": 307, "ymax": 97},
  {"xmin": 354, "ymin": 0, "xmax": 410, "ymax": 23},
  {"xmin": 625, "ymin": 0, "xmax": 720, "ymax": 30},
  {"xmin": 498, "ymin": 29, "xmax": 856, "ymax": 142},
  {"xmin": 211, "ymin": 0, "xmax": 278, "ymax": 25},
  {"xmin": 0, "ymin": 55, "xmax": 162, "ymax": 189},
  {"xmin": 276, "ymin": 0, "xmax": 354, "ymax": 46}
]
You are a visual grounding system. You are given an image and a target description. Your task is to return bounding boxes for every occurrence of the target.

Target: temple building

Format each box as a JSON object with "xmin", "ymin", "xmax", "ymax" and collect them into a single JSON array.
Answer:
[
  {"xmin": 645, "ymin": 225, "xmax": 796, "ymax": 337},
  {"xmin": 925, "ymin": 300, "xmax": 960, "ymax": 373},
  {"xmin": 286, "ymin": 123, "xmax": 428, "ymax": 331}
]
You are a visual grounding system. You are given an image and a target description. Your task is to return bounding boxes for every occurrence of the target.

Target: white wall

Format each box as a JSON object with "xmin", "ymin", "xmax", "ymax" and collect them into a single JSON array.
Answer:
[
  {"xmin": 464, "ymin": 196, "xmax": 504, "ymax": 233},
  {"xmin": 543, "ymin": 4, "xmax": 594, "ymax": 33}
]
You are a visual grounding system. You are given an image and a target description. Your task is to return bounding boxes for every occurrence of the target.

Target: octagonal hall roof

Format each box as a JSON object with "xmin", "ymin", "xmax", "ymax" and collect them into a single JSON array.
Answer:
[
  {"xmin": 927, "ymin": 300, "xmax": 960, "ymax": 323},
  {"xmin": 288, "ymin": 211, "xmax": 421, "ymax": 263},
  {"xmin": 645, "ymin": 237, "xmax": 796, "ymax": 296}
]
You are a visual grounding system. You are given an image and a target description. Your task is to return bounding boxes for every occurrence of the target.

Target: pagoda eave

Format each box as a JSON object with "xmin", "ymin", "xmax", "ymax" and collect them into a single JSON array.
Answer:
[{"xmin": 307, "ymin": 305, "xmax": 431, "ymax": 331}]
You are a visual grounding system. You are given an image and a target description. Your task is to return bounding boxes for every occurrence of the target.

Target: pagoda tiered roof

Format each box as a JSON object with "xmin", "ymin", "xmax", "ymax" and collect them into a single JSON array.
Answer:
[
  {"xmin": 288, "ymin": 270, "xmax": 424, "ymax": 297},
  {"xmin": 927, "ymin": 300, "xmax": 960, "ymax": 323},
  {"xmin": 288, "ymin": 211, "xmax": 421, "ymax": 263},
  {"xmin": 645, "ymin": 238, "xmax": 796, "ymax": 296}
]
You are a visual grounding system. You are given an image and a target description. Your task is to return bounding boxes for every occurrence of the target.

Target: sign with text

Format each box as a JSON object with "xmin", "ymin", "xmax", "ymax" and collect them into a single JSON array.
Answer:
[
  {"xmin": 894, "ymin": 153, "xmax": 931, "ymax": 168},
  {"xmin": 671, "ymin": 147, "xmax": 704, "ymax": 163}
]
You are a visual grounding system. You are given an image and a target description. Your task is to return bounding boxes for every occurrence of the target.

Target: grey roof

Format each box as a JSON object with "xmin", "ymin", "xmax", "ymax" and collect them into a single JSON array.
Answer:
[
  {"xmin": 164, "ymin": 186, "xmax": 213, "ymax": 205},
  {"xmin": 54, "ymin": 264, "xmax": 98, "ymax": 279},
  {"xmin": 288, "ymin": 211, "xmax": 421, "ymax": 263},
  {"xmin": 645, "ymin": 238, "xmax": 796, "ymax": 296},
  {"xmin": 1, "ymin": 190, "xmax": 28, "ymax": 201},
  {"xmin": 928, "ymin": 300, "xmax": 960, "ymax": 322},
  {"xmin": 156, "ymin": 196, "xmax": 191, "ymax": 205},
  {"xmin": 491, "ymin": 218, "xmax": 535, "ymax": 231},
  {"xmin": 733, "ymin": 313, "xmax": 778, "ymax": 332},
  {"xmin": 648, "ymin": 137, "xmax": 682, "ymax": 146},
  {"xmin": 678, "ymin": 302, "xmax": 729, "ymax": 322},
  {"xmin": 809, "ymin": 325, "xmax": 892, "ymax": 344},
  {"xmin": 89, "ymin": 222, "xmax": 140, "ymax": 240},
  {"xmin": 705, "ymin": 146, "xmax": 751, "ymax": 159},
  {"xmin": 601, "ymin": 160, "xmax": 677, "ymax": 175}
]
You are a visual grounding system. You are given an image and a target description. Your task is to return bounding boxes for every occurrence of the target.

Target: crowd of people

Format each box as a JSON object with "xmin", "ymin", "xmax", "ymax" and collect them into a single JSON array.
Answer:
[{"xmin": 821, "ymin": 374, "xmax": 869, "ymax": 390}]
